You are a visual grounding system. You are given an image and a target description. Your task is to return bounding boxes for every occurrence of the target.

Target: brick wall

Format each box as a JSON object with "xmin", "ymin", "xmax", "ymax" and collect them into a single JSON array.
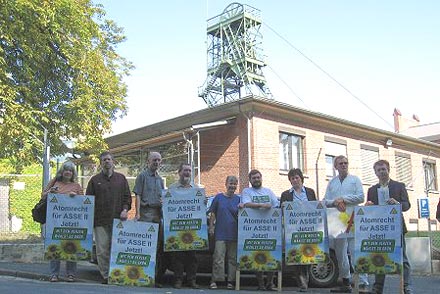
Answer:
[
  {"xmin": 199, "ymin": 119, "xmax": 242, "ymax": 196},
  {"xmin": 189, "ymin": 111, "xmax": 439, "ymax": 231}
]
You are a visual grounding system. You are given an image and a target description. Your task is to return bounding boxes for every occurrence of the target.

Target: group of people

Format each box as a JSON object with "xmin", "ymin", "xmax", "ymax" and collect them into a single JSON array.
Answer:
[
  {"xmin": 42, "ymin": 151, "xmax": 132, "ymax": 284},
  {"xmin": 42, "ymin": 151, "xmax": 413, "ymax": 294},
  {"xmin": 207, "ymin": 155, "xmax": 413, "ymax": 294},
  {"xmin": 323, "ymin": 156, "xmax": 412, "ymax": 294}
]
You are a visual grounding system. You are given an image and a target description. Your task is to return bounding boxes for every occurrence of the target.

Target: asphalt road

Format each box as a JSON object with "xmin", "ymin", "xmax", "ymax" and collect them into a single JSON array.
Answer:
[{"xmin": 1, "ymin": 274, "xmax": 440, "ymax": 294}]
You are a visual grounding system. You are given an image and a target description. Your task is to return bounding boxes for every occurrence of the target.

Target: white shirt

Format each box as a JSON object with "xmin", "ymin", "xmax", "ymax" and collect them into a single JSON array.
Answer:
[
  {"xmin": 323, "ymin": 174, "xmax": 364, "ymax": 207},
  {"xmin": 241, "ymin": 186, "xmax": 279, "ymax": 208}
]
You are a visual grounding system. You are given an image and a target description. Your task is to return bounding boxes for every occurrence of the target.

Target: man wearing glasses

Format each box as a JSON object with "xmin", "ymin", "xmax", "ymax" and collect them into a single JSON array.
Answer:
[{"xmin": 324, "ymin": 155, "xmax": 365, "ymax": 293}]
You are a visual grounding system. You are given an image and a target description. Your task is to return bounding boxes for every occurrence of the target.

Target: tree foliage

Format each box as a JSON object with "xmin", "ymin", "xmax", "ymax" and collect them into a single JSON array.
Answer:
[{"xmin": 0, "ymin": 0, "xmax": 133, "ymax": 171}]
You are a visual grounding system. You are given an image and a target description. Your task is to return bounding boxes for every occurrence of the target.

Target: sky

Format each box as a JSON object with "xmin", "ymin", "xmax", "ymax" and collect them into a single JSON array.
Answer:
[{"xmin": 96, "ymin": 0, "xmax": 440, "ymax": 136}]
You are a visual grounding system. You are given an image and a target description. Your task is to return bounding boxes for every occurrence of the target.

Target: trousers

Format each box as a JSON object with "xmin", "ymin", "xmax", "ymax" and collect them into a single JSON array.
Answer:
[{"xmin": 211, "ymin": 240, "xmax": 237, "ymax": 282}]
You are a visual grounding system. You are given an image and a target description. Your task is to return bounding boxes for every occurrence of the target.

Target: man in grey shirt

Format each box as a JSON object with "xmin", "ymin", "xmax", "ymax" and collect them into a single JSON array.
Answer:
[{"xmin": 133, "ymin": 151, "xmax": 166, "ymax": 287}]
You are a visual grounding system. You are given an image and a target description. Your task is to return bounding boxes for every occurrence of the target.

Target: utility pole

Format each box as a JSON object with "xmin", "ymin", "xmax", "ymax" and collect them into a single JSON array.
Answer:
[
  {"xmin": 42, "ymin": 127, "xmax": 50, "ymax": 190},
  {"xmin": 424, "ymin": 163, "xmax": 434, "ymax": 273}
]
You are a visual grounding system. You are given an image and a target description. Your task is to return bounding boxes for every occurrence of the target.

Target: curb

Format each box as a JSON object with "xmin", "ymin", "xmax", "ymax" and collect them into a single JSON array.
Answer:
[
  {"xmin": 0, "ymin": 268, "xmax": 97, "ymax": 283},
  {"xmin": 0, "ymin": 268, "xmax": 47, "ymax": 281}
]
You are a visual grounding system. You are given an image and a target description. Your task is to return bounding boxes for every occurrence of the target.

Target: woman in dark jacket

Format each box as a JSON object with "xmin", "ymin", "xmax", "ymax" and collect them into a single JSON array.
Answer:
[{"xmin": 280, "ymin": 168, "xmax": 316, "ymax": 292}]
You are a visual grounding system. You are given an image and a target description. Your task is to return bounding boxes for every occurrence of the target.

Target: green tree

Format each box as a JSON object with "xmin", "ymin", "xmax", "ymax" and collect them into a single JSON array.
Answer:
[{"xmin": 0, "ymin": 0, "xmax": 133, "ymax": 171}]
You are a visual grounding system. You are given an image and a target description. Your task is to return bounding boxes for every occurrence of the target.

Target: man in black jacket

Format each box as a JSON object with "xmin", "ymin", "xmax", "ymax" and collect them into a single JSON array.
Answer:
[
  {"xmin": 365, "ymin": 159, "xmax": 413, "ymax": 294},
  {"xmin": 280, "ymin": 168, "xmax": 316, "ymax": 292}
]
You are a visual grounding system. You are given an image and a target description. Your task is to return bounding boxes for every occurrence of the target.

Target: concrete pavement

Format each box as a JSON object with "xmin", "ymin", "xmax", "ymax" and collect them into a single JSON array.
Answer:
[{"xmin": 1, "ymin": 260, "xmax": 440, "ymax": 293}]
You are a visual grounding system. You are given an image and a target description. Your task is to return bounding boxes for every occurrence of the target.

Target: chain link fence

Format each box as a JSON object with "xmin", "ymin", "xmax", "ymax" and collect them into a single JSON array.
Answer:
[{"xmin": 0, "ymin": 174, "xmax": 43, "ymax": 241}]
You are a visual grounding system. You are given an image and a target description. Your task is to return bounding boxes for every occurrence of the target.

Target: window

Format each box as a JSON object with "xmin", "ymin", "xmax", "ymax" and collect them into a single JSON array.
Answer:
[
  {"xmin": 324, "ymin": 140, "xmax": 347, "ymax": 177},
  {"xmin": 395, "ymin": 153, "xmax": 412, "ymax": 187},
  {"xmin": 279, "ymin": 132, "xmax": 303, "ymax": 171},
  {"xmin": 361, "ymin": 146, "xmax": 379, "ymax": 184},
  {"xmin": 423, "ymin": 160, "xmax": 437, "ymax": 191},
  {"xmin": 325, "ymin": 155, "xmax": 337, "ymax": 177}
]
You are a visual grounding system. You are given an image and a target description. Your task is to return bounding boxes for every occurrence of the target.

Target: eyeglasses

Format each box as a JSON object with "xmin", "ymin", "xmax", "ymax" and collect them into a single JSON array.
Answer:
[{"xmin": 338, "ymin": 162, "xmax": 349, "ymax": 165}]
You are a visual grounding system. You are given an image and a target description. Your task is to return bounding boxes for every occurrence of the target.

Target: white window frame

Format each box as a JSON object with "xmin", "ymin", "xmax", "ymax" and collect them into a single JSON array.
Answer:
[
  {"xmin": 279, "ymin": 132, "xmax": 304, "ymax": 172},
  {"xmin": 324, "ymin": 141, "xmax": 347, "ymax": 177},
  {"xmin": 423, "ymin": 160, "xmax": 437, "ymax": 191}
]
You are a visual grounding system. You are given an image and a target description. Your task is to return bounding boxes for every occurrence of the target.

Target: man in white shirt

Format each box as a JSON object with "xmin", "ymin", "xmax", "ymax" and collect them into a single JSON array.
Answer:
[{"xmin": 324, "ymin": 155, "xmax": 365, "ymax": 293}]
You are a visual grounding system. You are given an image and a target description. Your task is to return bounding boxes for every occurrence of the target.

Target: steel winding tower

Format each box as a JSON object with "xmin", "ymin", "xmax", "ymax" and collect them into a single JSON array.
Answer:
[{"xmin": 198, "ymin": 3, "xmax": 272, "ymax": 107}]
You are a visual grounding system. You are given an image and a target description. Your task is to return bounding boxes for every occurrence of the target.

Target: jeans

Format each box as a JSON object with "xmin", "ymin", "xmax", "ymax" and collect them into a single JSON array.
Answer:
[
  {"xmin": 334, "ymin": 237, "xmax": 354, "ymax": 280},
  {"xmin": 211, "ymin": 240, "xmax": 237, "ymax": 282},
  {"xmin": 50, "ymin": 260, "xmax": 76, "ymax": 276},
  {"xmin": 94, "ymin": 225, "xmax": 112, "ymax": 279}
]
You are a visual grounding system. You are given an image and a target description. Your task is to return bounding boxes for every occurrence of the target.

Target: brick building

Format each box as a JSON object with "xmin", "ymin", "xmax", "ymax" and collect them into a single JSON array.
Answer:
[{"xmin": 86, "ymin": 96, "xmax": 440, "ymax": 230}]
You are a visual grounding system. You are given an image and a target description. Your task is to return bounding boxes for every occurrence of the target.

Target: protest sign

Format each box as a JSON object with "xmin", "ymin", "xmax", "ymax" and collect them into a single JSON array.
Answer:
[
  {"xmin": 354, "ymin": 205, "xmax": 402, "ymax": 275},
  {"xmin": 283, "ymin": 201, "xmax": 328, "ymax": 265},
  {"xmin": 237, "ymin": 208, "xmax": 282, "ymax": 271},
  {"xmin": 162, "ymin": 188, "xmax": 208, "ymax": 251},
  {"xmin": 44, "ymin": 194, "xmax": 94, "ymax": 261},
  {"xmin": 109, "ymin": 220, "xmax": 159, "ymax": 287}
]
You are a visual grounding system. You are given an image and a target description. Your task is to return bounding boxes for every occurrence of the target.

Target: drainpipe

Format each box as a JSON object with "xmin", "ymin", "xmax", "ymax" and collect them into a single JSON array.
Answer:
[
  {"xmin": 315, "ymin": 148, "xmax": 322, "ymax": 199},
  {"xmin": 196, "ymin": 131, "xmax": 201, "ymax": 186}
]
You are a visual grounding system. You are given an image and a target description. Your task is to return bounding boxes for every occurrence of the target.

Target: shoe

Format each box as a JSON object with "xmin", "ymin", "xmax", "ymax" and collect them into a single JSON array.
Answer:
[
  {"xmin": 209, "ymin": 282, "xmax": 218, "ymax": 289},
  {"xmin": 330, "ymin": 285, "xmax": 353, "ymax": 293},
  {"xmin": 49, "ymin": 275, "xmax": 58, "ymax": 282},
  {"xmin": 266, "ymin": 283, "xmax": 277, "ymax": 291},
  {"xmin": 359, "ymin": 284, "xmax": 371, "ymax": 293},
  {"xmin": 257, "ymin": 285, "xmax": 266, "ymax": 291},
  {"xmin": 101, "ymin": 278, "xmax": 108, "ymax": 284},
  {"xmin": 404, "ymin": 287, "xmax": 414, "ymax": 294},
  {"xmin": 66, "ymin": 275, "xmax": 75, "ymax": 282},
  {"xmin": 173, "ymin": 280, "xmax": 182, "ymax": 289},
  {"xmin": 189, "ymin": 280, "xmax": 200, "ymax": 289},
  {"xmin": 299, "ymin": 287, "xmax": 308, "ymax": 292},
  {"xmin": 227, "ymin": 282, "xmax": 234, "ymax": 290}
]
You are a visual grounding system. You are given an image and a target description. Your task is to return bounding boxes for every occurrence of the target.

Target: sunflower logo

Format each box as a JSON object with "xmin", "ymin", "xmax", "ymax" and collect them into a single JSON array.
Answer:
[
  {"xmin": 299, "ymin": 244, "xmax": 321, "ymax": 263},
  {"xmin": 239, "ymin": 255, "xmax": 252, "ymax": 269},
  {"xmin": 177, "ymin": 230, "xmax": 200, "ymax": 250},
  {"xmin": 371, "ymin": 253, "xmax": 386, "ymax": 267},
  {"xmin": 165, "ymin": 235, "xmax": 179, "ymax": 250},
  {"xmin": 61, "ymin": 240, "xmax": 81, "ymax": 254},
  {"xmin": 250, "ymin": 251, "xmax": 276, "ymax": 271},
  {"xmin": 367, "ymin": 253, "xmax": 394, "ymax": 274},
  {"xmin": 44, "ymin": 244, "xmax": 61, "ymax": 260},
  {"xmin": 123, "ymin": 265, "xmax": 145, "ymax": 286},
  {"xmin": 286, "ymin": 248, "xmax": 299, "ymax": 263},
  {"xmin": 355, "ymin": 256, "xmax": 371, "ymax": 272},
  {"xmin": 60, "ymin": 240, "xmax": 82, "ymax": 260},
  {"xmin": 109, "ymin": 268, "xmax": 126, "ymax": 284}
]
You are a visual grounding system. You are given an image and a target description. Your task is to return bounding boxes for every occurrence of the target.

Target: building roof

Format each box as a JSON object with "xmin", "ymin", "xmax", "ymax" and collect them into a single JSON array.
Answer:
[
  {"xmin": 401, "ymin": 122, "xmax": 440, "ymax": 143},
  {"xmin": 105, "ymin": 96, "xmax": 440, "ymax": 155}
]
